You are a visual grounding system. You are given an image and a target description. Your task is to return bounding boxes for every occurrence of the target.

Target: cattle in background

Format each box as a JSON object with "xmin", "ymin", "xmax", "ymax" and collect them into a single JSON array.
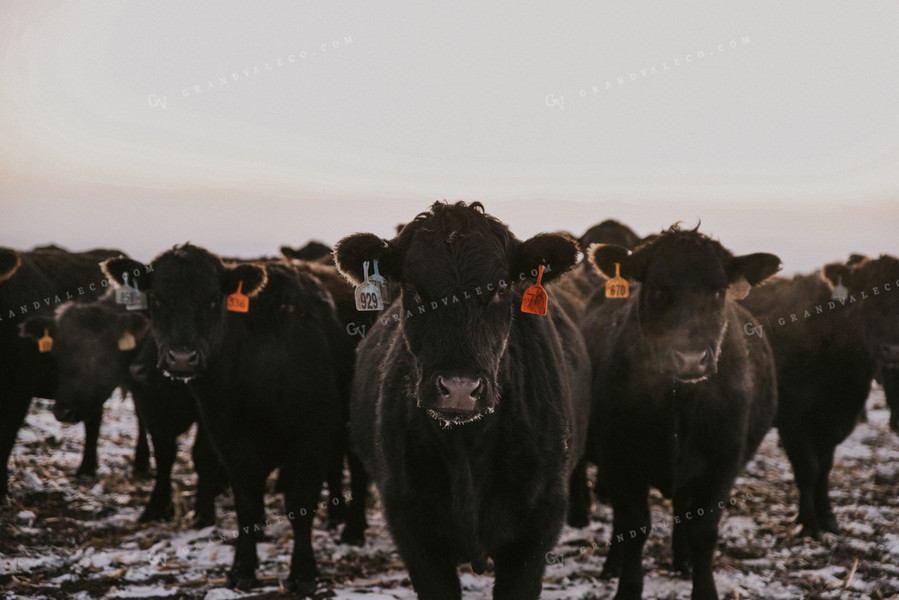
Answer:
[
  {"xmin": 280, "ymin": 240, "xmax": 334, "ymax": 265},
  {"xmin": 0, "ymin": 245, "xmax": 125, "ymax": 503},
  {"xmin": 335, "ymin": 201, "xmax": 591, "ymax": 600},
  {"xmin": 581, "ymin": 225, "xmax": 779, "ymax": 600},
  {"xmin": 578, "ymin": 219, "xmax": 642, "ymax": 253},
  {"xmin": 104, "ymin": 246, "xmax": 345, "ymax": 594},
  {"xmin": 740, "ymin": 253, "xmax": 899, "ymax": 538},
  {"xmin": 26, "ymin": 290, "xmax": 227, "ymax": 526}
]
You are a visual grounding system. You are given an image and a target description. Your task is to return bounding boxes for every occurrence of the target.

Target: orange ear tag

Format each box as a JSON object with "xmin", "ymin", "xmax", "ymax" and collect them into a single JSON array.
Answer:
[
  {"xmin": 605, "ymin": 263, "xmax": 629, "ymax": 298},
  {"xmin": 38, "ymin": 329, "xmax": 53, "ymax": 353},
  {"xmin": 118, "ymin": 331, "xmax": 137, "ymax": 351},
  {"xmin": 521, "ymin": 264, "xmax": 548, "ymax": 316},
  {"xmin": 227, "ymin": 281, "xmax": 250, "ymax": 313}
]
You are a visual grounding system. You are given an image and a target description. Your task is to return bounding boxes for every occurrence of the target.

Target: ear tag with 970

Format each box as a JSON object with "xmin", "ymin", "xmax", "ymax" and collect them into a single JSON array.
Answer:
[{"xmin": 355, "ymin": 261, "xmax": 384, "ymax": 311}]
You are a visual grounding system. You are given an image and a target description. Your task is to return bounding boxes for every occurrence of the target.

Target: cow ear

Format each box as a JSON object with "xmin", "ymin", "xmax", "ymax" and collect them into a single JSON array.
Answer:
[
  {"xmin": 511, "ymin": 233, "xmax": 579, "ymax": 283},
  {"xmin": 334, "ymin": 233, "xmax": 400, "ymax": 284},
  {"xmin": 727, "ymin": 253, "xmax": 782, "ymax": 299},
  {"xmin": 116, "ymin": 312, "xmax": 150, "ymax": 350},
  {"xmin": 588, "ymin": 243, "xmax": 637, "ymax": 280},
  {"xmin": 20, "ymin": 316, "xmax": 55, "ymax": 341},
  {"xmin": 0, "ymin": 248, "xmax": 22, "ymax": 283},
  {"xmin": 101, "ymin": 256, "xmax": 153, "ymax": 291},
  {"xmin": 223, "ymin": 263, "xmax": 267, "ymax": 298},
  {"xmin": 822, "ymin": 257, "xmax": 866, "ymax": 291}
]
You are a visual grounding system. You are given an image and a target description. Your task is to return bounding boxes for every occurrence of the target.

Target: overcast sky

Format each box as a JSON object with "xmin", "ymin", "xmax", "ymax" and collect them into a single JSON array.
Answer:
[{"xmin": 1, "ymin": 1, "xmax": 897, "ymax": 273}]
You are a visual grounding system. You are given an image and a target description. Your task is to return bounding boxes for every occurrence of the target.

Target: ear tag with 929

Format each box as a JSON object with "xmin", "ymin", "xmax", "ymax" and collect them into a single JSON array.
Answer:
[
  {"xmin": 368, "ymin": 258, "xmax": 390, "ymax": 305},
  {"xmin": 521, "ymin": 264, "xmax": 548, "ymax": 316},
  {"xmin": 355, "ymin": 261, "xmax": 383, "ymax": 311},
  {"xmin": 605, "ymin": 263, "xmax": 629, "ymax": 298},
  {"xmin": 38, "ymin": 329, "xmax": 53, "ymax": 353},
  {"xmin": 227, "ymin": 281, "xmax": 250, "ymax": 313},
  {"xmin": 831, "ymin": 276, "xmax": 848, "ymax": 302}
]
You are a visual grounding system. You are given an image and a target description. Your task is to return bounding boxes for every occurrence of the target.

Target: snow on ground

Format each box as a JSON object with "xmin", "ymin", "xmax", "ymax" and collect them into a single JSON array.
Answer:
[{"xmin": 2, "ymin": 388, "xmax": 899, "ymax": 599}]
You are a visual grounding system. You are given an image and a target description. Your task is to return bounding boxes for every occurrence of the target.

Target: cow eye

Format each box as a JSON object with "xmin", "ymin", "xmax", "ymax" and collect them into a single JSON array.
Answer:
[{"xmin": 403, "ymin": 284, "xmax": 421, "ymax": 304}]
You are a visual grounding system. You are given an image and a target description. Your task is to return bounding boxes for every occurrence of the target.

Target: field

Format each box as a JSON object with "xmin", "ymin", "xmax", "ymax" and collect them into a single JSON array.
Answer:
[{"xmin": 2, "ymin": 388, "xmax": 898, "ymax": 600}]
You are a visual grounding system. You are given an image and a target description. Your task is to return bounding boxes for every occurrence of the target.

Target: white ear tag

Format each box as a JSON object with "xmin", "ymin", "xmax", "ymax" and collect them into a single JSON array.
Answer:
[
  {"xmin": 831, "ymin": 276, "xmax": 848, "ymax": 302},
  {"xmin": 368, "ymin": 259, "xmax": 390, "ymax": 305},
  {"xmin": 355, "ymin": 261, "xmax": 384, "ymax": 311},
  {"xmin": 116, "ymin": 272, "xmax": 148, "ymax": 311}
]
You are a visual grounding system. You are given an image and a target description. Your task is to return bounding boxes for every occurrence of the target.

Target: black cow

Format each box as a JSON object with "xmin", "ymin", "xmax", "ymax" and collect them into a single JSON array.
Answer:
[
  {"xmin": 104, "ymin": 246, "xmax": 345, "ymax": 594},
  {"xmin": 280, "ymin": 240, "xmax": 334, "ymax": 265},
  {"xmin": 740, "ymin": 253, "xmax": 899, "ymax": 538},
  {"xmin": 27, "ymin": 289, "xmax": 226, "ymax": 526},
  {"xmin": 582, "ymin": 225, "xmax": 780, "ymax": 600},
  {"xmin": 0, "ymin": 245, "xmax": 125, "ymax": 503},
  {"xmin": 335, "ymin": 201, "xmax": 591, "ymax": 600},
  {"xmin": 578, "ymin": 219, "xmax": 642, "ymax": 253}
]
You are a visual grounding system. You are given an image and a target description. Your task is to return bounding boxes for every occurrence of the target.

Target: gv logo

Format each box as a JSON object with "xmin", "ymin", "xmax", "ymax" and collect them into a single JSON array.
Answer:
[{"xmin": 147, "ymin": 94, "xmax": 167, "ymax": 109}]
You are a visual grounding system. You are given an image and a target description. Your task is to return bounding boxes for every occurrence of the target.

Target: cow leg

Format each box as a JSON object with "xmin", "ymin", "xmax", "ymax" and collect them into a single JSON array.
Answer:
[
  {"xmin": 814, "ymin": 446, "xmax": 838, "ymax": 534},
  {"xmin": 493, "ymin": 500, "xmax": 563, "ymax": 600},
  {"xmin": 227, "ymin": 473, "xmax": 267, "ymax": 590},
  {"xmin": 282, "ymin": 471, "xmax": 321, "ymax": 596},
  {"xmin": 76, "ymin": 409, "xmax": 102, "ymax": 477},
  {"xmin": 566, "ymin": 456, "xmax": 590, "ymax": 528},
  {"xmin": 385, "ymin": 501, "xmax": 461, "ymax": 600},
  {"xmin": 603, "ymin": 482, "xmax": 650, "ymax": 600},
  {"xmin": 0, "ymin": 394, "xmax": 32, "ymax": 502},
  {"xmin": 325, "ymin": 445, "xmax": 346, "ymax": 529},
  {"xmin": 132, "ymin": 411, "xmax": 151, "ymax": 477},
  {"xmin": 671, "ymin": 487, "xmax": 692, "ymax": 578},
  {"xmin": 685, "ymin": 486, "xmax": 726, "ymax": 600},
  {"xmin": 341, "ymin": 450, "xmax": 368, "ymax": 546},
  {"xmin": 140, "ymin": 429, "xmax": 176, "ymax": 522},
  {"xmin": 191, "ymin": 422, "xmax": 222, "ymax": 528},
  {"xmin": 779, "ymin": 426, "xmax": 820, "ymax": 538}
]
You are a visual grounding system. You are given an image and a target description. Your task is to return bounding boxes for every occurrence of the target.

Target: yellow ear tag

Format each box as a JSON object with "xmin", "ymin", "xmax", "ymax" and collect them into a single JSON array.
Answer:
[
  {"xmin": 605, "ymin": 263, "xmax": 629, "ymax": 298},
  {"xmin": 118, "ymin": 331, "xmax": 136, "ymax": 351},
  {"xmin": 521, "ymin": 264, "xmax": 548, "ymax": 316},
  {"xmin": 227, "ymin": 281, "xmax": 250, "ymax": 313},
  {"xmin": 38, "ymin": 329, "xmax": 53, "ymax": 353}
]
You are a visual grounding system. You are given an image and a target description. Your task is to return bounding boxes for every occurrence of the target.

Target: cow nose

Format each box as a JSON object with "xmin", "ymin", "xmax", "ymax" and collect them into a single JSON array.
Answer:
[
  {"xmin": 436, "ymin": 376, "xmax": 483, "ymax": 411},
  {"xmin": 879, "ymin": 342, "xmax": 899, "ymax": 363},
  {"xmin": 673, "ymin": 349, "xmax": 710, "ymax": 376},
  {"xmin": 165, "ymin": 349, "xmax": 200, "ymax": 373}
]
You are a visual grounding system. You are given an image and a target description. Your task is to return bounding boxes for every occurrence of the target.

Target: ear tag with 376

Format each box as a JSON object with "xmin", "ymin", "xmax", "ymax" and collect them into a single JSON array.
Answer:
[
  {"xmin": 227, "ymin": 281, "xmax": 250, "ymax": 313},
  {"xmin": 355, "ymin": 261, "xmax": 384, "ymax": 311}
]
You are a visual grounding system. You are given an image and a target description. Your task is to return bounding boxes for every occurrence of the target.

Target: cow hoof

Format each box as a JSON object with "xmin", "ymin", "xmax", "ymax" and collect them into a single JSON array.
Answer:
[
  {"xmin": 75, "ymin": 465, "xmax": 97, "ymax": 478},
  {"xmin": 599, "ymin": 563, "xmax": 621, "ymax": 580},
  {"xmin": 340, "ymin": 526, "xmax": 365, "ymax": 547},
  {"xmin": 820, "ymin": 516, "xmax": 840, "ymax": 534},
  {"xmin": 139, "ymin": 503, "xmax": 174, "ymax": 523},
  {"xmin": 798, "ymin": 525, "xmax": 821, "ymax": 540},
  {"xmin": 567, "ymin": 512, "xmax": 590, "ymax": 529},
  {"xmin": 283, "ymin": 577, "xmax": 317, "ymax": 596},
  {"xmin": 670, "ymin": 561, "xmax": 691, "ymax": 579},
  {"xmin": 132, "ymin": 466, "xmax": 152, "ymax": 480},
  {"xmin": 191, "ymin": 514, "xmax": 216, "ymax": 529},
  {"xmin": 226, "ymin": 573, "xmax": 259, "ymax": 591}
]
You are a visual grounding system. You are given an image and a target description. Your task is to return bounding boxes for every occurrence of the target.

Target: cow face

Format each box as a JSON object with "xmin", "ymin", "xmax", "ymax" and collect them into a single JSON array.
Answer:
[
  {"xmin": 824, "ymin": 255, "xmax": 899, "ymax": 428},
  {"xmin": 590, "ymin": 226, "xmax": 780, "ymax": 383},
  {"xmin": 103, "ymin": 245, "xmax": 267, "ymax": 381},
  {"xmin": 25, "ymin": 303, "xmax": 149, "ymax": 422},
  {"xmin": 335, "ymin": 201, "xmax": 578, "ymax": 426}
]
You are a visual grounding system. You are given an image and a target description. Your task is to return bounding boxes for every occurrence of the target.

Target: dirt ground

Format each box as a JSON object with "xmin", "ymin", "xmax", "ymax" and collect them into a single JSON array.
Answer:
[{"xmin": 2, "ymin": 387, "xmax": 898, "ymax": 600}]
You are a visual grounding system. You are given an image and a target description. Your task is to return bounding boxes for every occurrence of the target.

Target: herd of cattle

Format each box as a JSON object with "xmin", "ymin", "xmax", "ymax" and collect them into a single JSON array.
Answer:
[{"xmin": 1, "ymin": 201, "xmax": 897, "ymax": 600}]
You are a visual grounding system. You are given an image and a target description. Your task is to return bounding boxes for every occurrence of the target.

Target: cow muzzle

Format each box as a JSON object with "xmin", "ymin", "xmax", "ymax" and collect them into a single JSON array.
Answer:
[
  {"xmin": 424, "ymin": 375, "xmax": 489, "ymax": 425},
  {"xmin": 668, "ymin": 347, "xmax": 715, "ymax": 382},
  {"xmin": 161, "ymin": 347, "xmax": 202, "ymax": 379}
]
